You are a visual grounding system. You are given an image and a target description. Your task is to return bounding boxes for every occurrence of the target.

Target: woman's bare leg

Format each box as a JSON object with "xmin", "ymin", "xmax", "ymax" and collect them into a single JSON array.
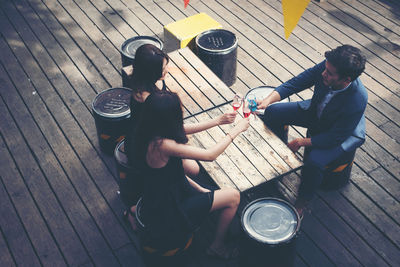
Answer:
[
  {"xmin": 209, "ymin": 188, "xmax": 240, "ymax": 250},
  {"xmin": 182, "ymin": 159, "xmax": 200, "ymax": 178}
]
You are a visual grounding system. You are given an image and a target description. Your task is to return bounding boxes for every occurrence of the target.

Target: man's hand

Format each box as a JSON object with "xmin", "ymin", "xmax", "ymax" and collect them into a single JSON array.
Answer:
[
  {"xmin": 256, "ymin": 98, "xmax": 270, "ymax": 110},
  {"xmin": 288, "ymin": 137, "xmax": 312, "ymax": 153}
]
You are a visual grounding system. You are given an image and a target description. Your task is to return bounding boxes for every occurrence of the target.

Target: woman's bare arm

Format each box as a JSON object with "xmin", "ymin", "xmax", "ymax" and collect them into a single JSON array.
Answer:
[
  {"xmin": 162, "ymin": 118, "xmax": 250, "ymax": 161},
  {"xmin": 184, "ymin": 112, "xmax": 237, "ymax": 135}
]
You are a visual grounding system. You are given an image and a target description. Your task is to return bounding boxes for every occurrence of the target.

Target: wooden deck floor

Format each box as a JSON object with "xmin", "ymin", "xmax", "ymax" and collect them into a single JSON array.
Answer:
[{"xmin": 1, "ymin": 0, "xmax": 399, "ymax": 266}]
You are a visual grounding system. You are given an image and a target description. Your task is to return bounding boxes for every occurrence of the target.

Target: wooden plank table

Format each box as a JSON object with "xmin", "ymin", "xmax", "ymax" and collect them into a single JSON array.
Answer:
[
  {"xmin": 122, "ymin": 46, "xmax": 302, "ymax": 191},
  {"xmin": 166, "ymin": 47, "xmax": 235, "ymax": 118},
  {"xmin": 165, "ymin": 47, "xmax": 302, "ymax": 191},
  {"xmin": 185, "ymin": 103, "xmax": 302, "ymax": 192}
]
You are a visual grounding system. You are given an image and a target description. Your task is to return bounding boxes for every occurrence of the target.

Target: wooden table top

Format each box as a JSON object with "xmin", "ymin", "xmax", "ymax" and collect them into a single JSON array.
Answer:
[
  {"xmin": 185, "ymin": 103, "xmax": 303, "ymax": 192},
  {"xmin": 166, "ymin": 47, "xmax": 235, "ymax": 118}
]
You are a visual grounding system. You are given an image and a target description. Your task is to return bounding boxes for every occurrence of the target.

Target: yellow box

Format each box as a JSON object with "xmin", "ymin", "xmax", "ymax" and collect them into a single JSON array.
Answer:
[{"xmin": 164, "ymin": 13, "xmax": 222, "ymax": 52}]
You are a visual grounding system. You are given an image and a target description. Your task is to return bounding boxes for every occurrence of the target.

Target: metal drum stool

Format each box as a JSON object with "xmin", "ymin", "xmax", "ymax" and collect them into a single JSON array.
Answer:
[
  {"xmin": 240, "ymin": 198, "xmax": 300, "ymax": 267},
  {"xmin": 195, "ymin": 29, "xmax": 238, "ymax": 87},
  {"xmin": 120, "ymin": 36, "xmax": 163, "ymax": 67},
  {"xmin": 304, "ymin": 146, "xmax": 356, "ymax": 191},
  {"xmin": 135, "ymin": 198, "xmax": 194, "ymax": 267},
  {"xmin": 92, "ymin": 87, "xmax": 131, "ymax": 155}
]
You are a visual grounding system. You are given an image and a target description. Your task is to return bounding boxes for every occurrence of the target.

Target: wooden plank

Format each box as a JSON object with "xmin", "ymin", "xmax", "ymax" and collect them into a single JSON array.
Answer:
[
  {"xmin": 0, "ymin": 35, "xmax": 120, "ymax": 267},
  {"xmin": 39, "ymin": 0, "xmax": 119, "ymax": 86},
  {"xmin": 0, "ymin": 174, "xmax": 41, "ymax": 267},
  {"xmin": 187, "ymin": 103, "xmax": 301, "ymax": 191},
  {"xmin": 178, "ymin": 47, "xmax": 235, "ymax": 101},
  {"xmin": 0, "ymin": 3, "xmax": 132, "ymax": 250},
  {"xmin": 380, "ymin": 121, "xmax": 400, "ymax": 143},
  {"xmin": 310, "ymin": 193, "xmax": 390, "ymax": 266},
  {"xmin": 186, "ymin": 115, "xmax": 253, "ymax": 191},
  {"xmin": 201, "ymin": 109, "xmax": 271, "ymax": 186},
  {"xmin": 167, "ymin": 51, "xmax": 216, "ymax": 111},
  {"xmin": 300, "ymin": 214, "xmax": 361, "ymax": 265},
  {"xmin": 352, "ymin": 165, "xmax": 400, "ymax": 220},
  {"xmin": 319, "ymin": 0, "xmax": 400, "ymax": 71},
  {"xmin": 16, "ymin": 0, "xmax": 116, "ymax": 173},
  {"xmin": 319, "ymin": 189, "xmax": 400, "ymax": 266},
  {"xmin": 113, "ymin": 244, "xmax": 145, "ymax": 267},
  {"xmin": 169, "ymin": 48, "xmax": 227, "ymax": 106},
  {"xmin": 344, "ymin": 0, "xmax": 400, "ymax": 45},
  {"xmin": 0, "ymin": 127, "xmax": 67, "ymax": 266},
  {"xmin": 51, "ymin": 0, "xmax": 121, "ymax": 70},
  {"xmin": 25, "ymin": 0, "xmax": 110, "ymax": 93},
  {"xmin": 0, "ymin": 65, "xmax": 90, "ymax": 266},
  {"xmin": 0, "ymin": 227, "xmax": 15, "ymax": 267}
]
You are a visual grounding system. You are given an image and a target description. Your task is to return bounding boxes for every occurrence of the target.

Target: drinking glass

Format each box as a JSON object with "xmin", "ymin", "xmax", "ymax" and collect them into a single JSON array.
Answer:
[
  {"xmin": 243, "ymin": 101, "xmax": 251, "ymax": 118},
  {"xmin": 232, "ymin": 93, "xmax": 242, "ymax": 111},
  {"xmin": 247, "ymin": 93, "xmax": 257, "ymax": 113}
]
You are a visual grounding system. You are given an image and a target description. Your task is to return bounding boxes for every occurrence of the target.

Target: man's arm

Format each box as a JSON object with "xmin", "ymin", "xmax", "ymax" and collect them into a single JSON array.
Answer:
[{"xmin": 275, "ymin": 61, "xmax": 325, "ymax": 100}]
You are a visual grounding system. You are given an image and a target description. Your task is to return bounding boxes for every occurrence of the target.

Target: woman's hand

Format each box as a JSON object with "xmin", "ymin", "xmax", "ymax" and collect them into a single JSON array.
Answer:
[
  {"xmin": 217, "ymin": 112, "xmax": 237, "ymax": 125},
  {"xmin": 230, "ymin": 117, "xmax": 250, "ymax": 137}
]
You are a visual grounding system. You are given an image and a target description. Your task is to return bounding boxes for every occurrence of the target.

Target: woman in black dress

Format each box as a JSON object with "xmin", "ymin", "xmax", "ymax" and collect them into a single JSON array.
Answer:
[
  {"xmin": 120, "ymin": 44, "xmax": 169, "ymax": 226},
  {"xmin": 121, "ymin": 44, "xmax": 238, "ymax": 240},
  {"xmin": 131, "ymin": 91, "xmax": 250, "ymax": 258}
]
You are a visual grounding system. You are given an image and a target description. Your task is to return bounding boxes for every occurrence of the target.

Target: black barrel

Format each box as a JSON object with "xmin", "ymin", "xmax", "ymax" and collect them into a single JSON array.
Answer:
[
  {"xmin": 120, "ymin": 36, "xmax": 163, "ymax": 67},
  {"xmin": 246, "ymin": 86, "xmax": 290, "ymax": 143},
  {"xmin": 240, "ymin": 198, "xmax": 300, "ymax": 267},
  {"xmin": 195, "ymin": 29, "xmax": 238, "ymax": 87},
  {"xmin": 304, "ymin": 146, "xmax": 356, "ymax": 191},
  {"xmin": 135, "ymin": 198, "xmax": 193, "ymax": 267},
  {"xmin": 92, "ymin": 87, "xmax": 131, "ymax": 155}
]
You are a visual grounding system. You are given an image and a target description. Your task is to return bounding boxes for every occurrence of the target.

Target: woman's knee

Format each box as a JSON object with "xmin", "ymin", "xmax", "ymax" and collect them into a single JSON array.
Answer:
[
  {"xmin": 211, "ymin": 188, "xmax": 240, "ymax": 211},
  {"xmin": 225, "ymin": 188, "xmax": 240, "ymax": 207}
]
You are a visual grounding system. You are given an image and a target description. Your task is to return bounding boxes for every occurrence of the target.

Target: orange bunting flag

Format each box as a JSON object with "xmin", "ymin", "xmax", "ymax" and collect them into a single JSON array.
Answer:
[
  {"xmin": 282, "ymin": 0, "xmax": 310, "ymax": 39},
  {"xmin": 184, "ymin": 0, "xmax": 190, "ymax": 8}
]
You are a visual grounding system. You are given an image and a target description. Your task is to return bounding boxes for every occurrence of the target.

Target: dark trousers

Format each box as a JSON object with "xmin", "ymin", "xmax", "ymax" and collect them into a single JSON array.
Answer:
[{"xmin": 262, "ymin": 101, "xmax": 345, "ymax": 200}]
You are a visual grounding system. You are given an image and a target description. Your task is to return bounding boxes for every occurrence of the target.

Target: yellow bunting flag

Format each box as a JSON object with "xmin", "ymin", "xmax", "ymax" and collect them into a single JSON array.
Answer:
[{"xmin": 282, "ymin": 0, "xmax": 310, "ymax": 39}]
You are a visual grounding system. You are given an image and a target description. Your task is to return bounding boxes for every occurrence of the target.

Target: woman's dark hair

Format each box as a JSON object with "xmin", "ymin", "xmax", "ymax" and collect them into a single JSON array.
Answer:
[
  {"xmin": 325, "ymin": 45, "xmax": 366, "ymax": 81},
  {"xmin": 133, "ymin": 91, "xmax": 188, "ymax": 160},
  {"xmin": 128, "ymin": 44, "xmax": 169, "ymax": 93}
]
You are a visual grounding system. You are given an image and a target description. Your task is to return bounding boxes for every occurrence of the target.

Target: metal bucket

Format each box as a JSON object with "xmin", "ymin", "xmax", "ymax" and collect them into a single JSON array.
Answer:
[
  {"xmin": 195, "ymin": 29, "xmax": 238, "ymax": 87},
  {"xmin": 120, "ymin": 36, "xmax": 163, "ymax": 67},
  {"xmin": 240, "ymin": 198, "xmax": 300, "ymax": 267},
  {"xmin": 92, "ymin": 87, "xmax": 131, "ymax": 155},
  {"xmin": 304, "ymin": 146, "xmax": 356, "ymax": 191}
]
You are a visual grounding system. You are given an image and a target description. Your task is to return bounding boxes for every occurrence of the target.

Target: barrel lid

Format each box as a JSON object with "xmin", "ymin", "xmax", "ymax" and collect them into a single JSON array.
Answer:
[
  {"xmin": 241, "ymin": 198, "xmax": 299, "ymax": 244},
  {"xmin": 245, "ymin": 86, "xmax": 289, "ymax": 115},
  {"xmin": 196, "ymin": 29, "xmax": 237, "ymax": 53},
  {"xmin": 92, "ymin": 87, "xmax": 131, "ymax": 118},
  {"xmin": 120, "ymin": 36, "xmax": 163, "ymax": 60}
]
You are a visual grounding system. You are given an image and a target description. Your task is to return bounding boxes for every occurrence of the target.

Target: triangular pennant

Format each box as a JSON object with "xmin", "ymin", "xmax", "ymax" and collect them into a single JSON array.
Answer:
[
  {"xmin": 282, "ymin": 0, "xmax": 310, "ymax": 39},
  {"xmin": 184, "ymin": 0, "xmax": 190, "ymax": 8}
]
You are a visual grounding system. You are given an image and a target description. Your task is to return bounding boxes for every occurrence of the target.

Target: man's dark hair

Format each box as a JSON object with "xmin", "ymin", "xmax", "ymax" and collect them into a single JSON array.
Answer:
[{"xmin": 325, "ymin": 45, "xmax": 366, "ymax": 81}]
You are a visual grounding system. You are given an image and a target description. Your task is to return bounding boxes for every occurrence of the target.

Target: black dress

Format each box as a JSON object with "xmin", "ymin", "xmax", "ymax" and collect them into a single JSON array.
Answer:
[
  {"xmin": 139, "ymin": 156, "xmax": 213, "ymax": 250},
  {"xmin": 119, "ymin": 81, "xmax": 166, "ymax": 207}
]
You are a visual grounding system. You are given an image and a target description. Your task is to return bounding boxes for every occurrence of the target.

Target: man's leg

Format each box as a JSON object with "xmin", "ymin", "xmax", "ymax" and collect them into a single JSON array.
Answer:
[{"xmin": 261, "ymin": 101, "xmax": 311, "ymax": 143}]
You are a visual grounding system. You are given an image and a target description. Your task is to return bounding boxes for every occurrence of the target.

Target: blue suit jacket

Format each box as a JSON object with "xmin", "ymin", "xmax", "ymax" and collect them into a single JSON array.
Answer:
[{"xmin": 275, "ymin": 61, "xmax": 368, "ymax": 151}]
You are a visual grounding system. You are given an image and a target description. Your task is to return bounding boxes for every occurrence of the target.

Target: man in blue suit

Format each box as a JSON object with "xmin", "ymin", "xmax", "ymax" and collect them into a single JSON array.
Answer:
[{"xmin": 257, "ymin": 45, "xmax": 367, "ymax": 216}]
